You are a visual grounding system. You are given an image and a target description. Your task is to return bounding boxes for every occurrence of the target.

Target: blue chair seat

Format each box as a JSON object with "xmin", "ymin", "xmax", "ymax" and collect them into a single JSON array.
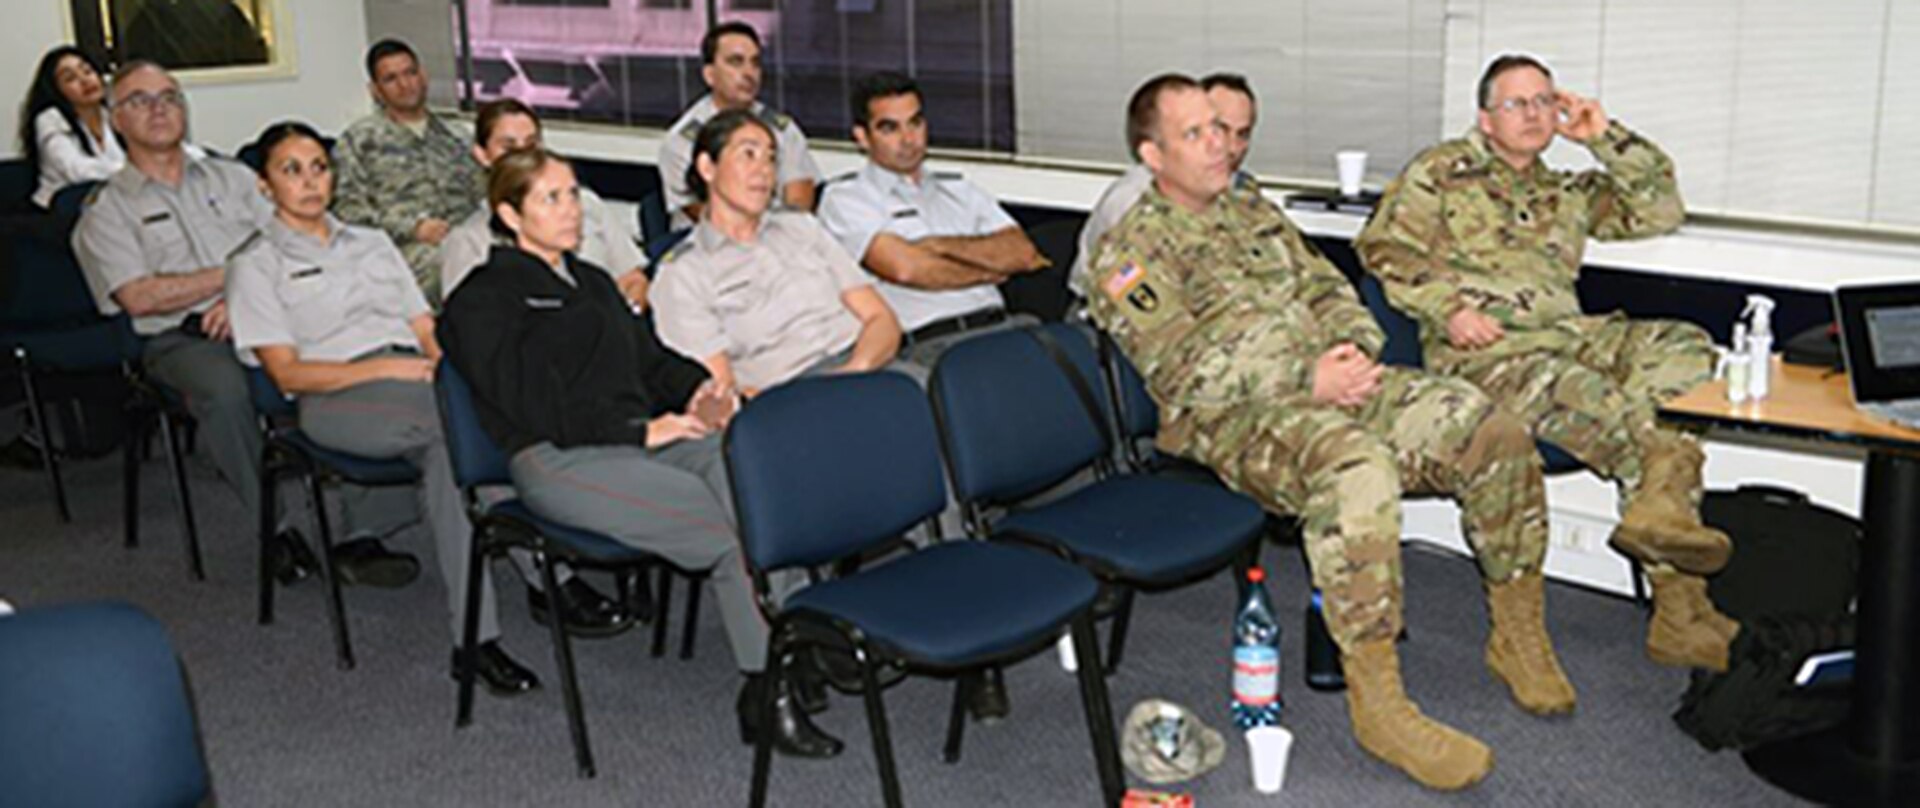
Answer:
[
  {"xmin": 1538, "ymin": 440, "xmax": 1583, "ymax": 475},
  {"xmin": 273, "ymin": 429, "xmax": 420, "ymax": 486},
  {"xmin": 2, "ymin": 320, "xmax": 141, "ymax": 371},
  {"xmin": 784, "ymin": 541, "xmax": 1098, "ymax": 668},
  {"xmin": 488, "ymin": 499, "xmax": 649, "ymax": 563},
  {"xmin": 996, "ymin": 476, "xmax": 1266, "ymax": 585}
]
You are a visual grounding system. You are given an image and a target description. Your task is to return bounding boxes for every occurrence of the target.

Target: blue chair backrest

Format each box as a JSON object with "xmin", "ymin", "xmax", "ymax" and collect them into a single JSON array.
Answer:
[
  {"xmin": 1356, "ymin": 272, "xmax": 1424, "ymax": 369},
  {"xmin": 0, "ymin": 601, "xmax": 210, "ymax": 806},
  {"xmin": 931, "ymin": 324, "xmax": 1111, "ymax": 506},
  {"xmin": 49, "ymin": 181, "xmax": 98, "ymax": 219},
  {"xmin": 0, "ymin": 158, "xmax": 34, "ymax": 212},
  {"xmin": 637, "ymin": 190, "xmax": 670, "ymax": 245},
  {"xmin": 434, "ymin": 361, "xmax": 513, "ymax": 489},
  {"xmin": 726, "ymin": 372, "xmax": 947, "ymax": 572},
  {"xmin": 1100, "ymin": 334, "xmax": 1160, "ymax": 442},
  {"xmin": 1, "ymin": 228, "xmax": 101, "ymax": 329},
  {"xmin": 243, "ymin": 366, "xmax": 296, "ymax": 419}
]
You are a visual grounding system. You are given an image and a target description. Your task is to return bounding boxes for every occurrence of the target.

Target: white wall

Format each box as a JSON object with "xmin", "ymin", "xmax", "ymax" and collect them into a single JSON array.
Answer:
[{"xmin": 0, "ymin": 0, "xmax": 374, "ymax": 157}]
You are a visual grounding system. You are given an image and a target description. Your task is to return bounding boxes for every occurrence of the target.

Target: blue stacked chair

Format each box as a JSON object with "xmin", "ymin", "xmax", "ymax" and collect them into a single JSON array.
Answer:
[{"xmin": 726, "ymin": 371, "xmax": 1124, "ymax": 808}]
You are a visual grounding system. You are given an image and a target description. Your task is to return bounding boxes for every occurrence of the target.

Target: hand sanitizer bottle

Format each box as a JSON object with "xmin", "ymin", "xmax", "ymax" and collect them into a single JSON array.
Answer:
[{"xmin": 1743, "ymin": 295, "xmax": 1776, "ymax": 401}]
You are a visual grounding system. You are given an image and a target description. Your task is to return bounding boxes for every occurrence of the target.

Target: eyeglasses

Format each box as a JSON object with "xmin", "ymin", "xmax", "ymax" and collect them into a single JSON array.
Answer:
[
  {"xmin": 1491, "ymin": 93, "xmax": 1556, "ymax": 116},
  {"xmin": 115, "ymin": 90, "xmax": 185, "ymax": 113}
]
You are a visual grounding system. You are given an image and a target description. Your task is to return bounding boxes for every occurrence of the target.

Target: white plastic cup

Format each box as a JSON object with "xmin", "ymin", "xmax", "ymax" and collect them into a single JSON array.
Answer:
[
  {"xmin": 1057, "ymin": 632, "xmax": 1078, "ymax": 672},
  {"xmin": 1336, "ymin": 150, "xmax": 1368, "ymax": 197},
  {"xmin": 1246, "ymin": 725, "xmax": 1295, "ymax": 794}
]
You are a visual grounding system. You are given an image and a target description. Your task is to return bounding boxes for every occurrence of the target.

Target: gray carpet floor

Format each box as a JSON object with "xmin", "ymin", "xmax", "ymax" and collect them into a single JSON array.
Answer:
[{"xmin": 1, "ymin": 451, "xmax": 1810, "ymax": 807}]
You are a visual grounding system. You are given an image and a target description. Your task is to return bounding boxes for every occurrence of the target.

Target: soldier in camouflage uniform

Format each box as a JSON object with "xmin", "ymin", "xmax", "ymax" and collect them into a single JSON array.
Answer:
[
  {"xmin": 331, "ymin": 39, "xmax": 482, "ymax": 303},
  {"xmin": 1088, "ymin": 74, "xmax": 1573, "ymax": 792},
  {"xmin": 1357, "ymin": 55, "xmax": 1737, "ymax": 673}
]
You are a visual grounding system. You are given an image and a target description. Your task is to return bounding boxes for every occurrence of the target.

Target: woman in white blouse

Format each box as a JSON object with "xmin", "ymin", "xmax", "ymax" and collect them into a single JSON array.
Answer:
[{"xmin": 18, "ymin": 46, "xmax": 123, "ymax": 209}]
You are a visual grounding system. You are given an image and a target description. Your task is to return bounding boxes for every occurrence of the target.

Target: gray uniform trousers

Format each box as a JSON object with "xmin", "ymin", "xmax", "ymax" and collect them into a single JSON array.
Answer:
[
  {"xmin": 297, "ymin": 377, "xmax": 501, "ymax": 644},
  {"xmin": 141, "ymin": 330, "xmax": 415, "ymax": 543},
  {"xmin": 508, "ymin": 434, "xmax": 768, "ymax": 672}
]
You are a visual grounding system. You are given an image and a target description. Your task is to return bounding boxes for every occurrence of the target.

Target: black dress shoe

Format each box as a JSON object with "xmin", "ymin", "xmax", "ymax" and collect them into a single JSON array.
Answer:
[
  {"xmin": 451, "ymin": 640, "xmax": 541, "ymax": 697},
  {"xmin": 270, "ymin": 529, "xmax": 317, "ymax": 585},
  {"xmin": 967, "ymin": 666, "xmax": 1010, "ymax": 723},
  {"xmin": 529, "ymin": 578, "xmax": 633, "ymax": 638},
  {"xmin": 737, "ymin": 674, "xmax": 844, "ymax": 759},
  {"xmin": 331, "ymin": 538, "xmax": 420, "ymax": 588}
]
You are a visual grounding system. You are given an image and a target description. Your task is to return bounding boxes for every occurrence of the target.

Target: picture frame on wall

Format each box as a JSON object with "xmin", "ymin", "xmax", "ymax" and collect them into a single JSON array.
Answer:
[{"xmin": 65, "ymin": 0, "xmax": 297, "ymax": 82}]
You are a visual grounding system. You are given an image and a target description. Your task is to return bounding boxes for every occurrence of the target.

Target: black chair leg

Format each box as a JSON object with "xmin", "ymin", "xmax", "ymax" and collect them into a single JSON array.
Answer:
[
  {"xmin": 942, "ymin": 673, "xmax": 971, "ymax": 764},
  {"xmin": 455, "ymin": 526, "xmax": 489, "ymax": 727},
  {"xmin": 19, "ymin": 361, "xmax": 71, "ymax": 523},
  {"xmin": 158, "ymin": 410, "xmax": 203, "ymax": 581},
  {"xmin": 1103, "ymin": 589, "xmax": 1135, "ymax": 675},
  {"xmin": 122, "ymin": 410, "xmax": 143, "ymax": 549},
  {"xmin": 748, "ymin": 635, "xmax": 783, "ymax": 808},
  {"xmin": 854, "ymin": 643, "xmax": 904, "ymax": 808},
  {"xmin": 257, "ymin": 461, "xmax": 280, "ymax": 625},
  {"xmin": 650, "ymin": 566, "xmax": 673, "ymax": 658},
  {"xmin": 1071, "ymin": 615, "xmax": 1125, "ymax": 807},
  {"xmin": 540, "ymin": 550, "xmax": 595, "ymax": 778},
  {"xmin": 306, "ymin": 473, "xmax": 354, "ymax": 670},
  {"xmin": 679, "ymin": 573, "xmax": 702, "ymax": 660}
]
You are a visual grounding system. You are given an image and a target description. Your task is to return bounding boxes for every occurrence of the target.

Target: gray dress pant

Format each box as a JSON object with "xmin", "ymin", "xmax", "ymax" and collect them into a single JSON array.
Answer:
[
  {"xmin": 297, "ymin": 378, "xmax": 500, "ymax": 645},
  {"xmin": 509, "ymin": 435, "xmax": 768, "ymax": 672}
]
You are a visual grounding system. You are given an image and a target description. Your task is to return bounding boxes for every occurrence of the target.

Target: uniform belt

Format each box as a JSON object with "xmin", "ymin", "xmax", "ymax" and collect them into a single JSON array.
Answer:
[{"xmin": 904, "ymin": 308, "xmax": 1008, "ymax": 347}]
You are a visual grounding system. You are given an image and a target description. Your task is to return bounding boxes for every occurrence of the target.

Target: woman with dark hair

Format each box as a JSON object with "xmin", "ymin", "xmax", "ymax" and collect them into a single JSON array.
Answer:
[
  {"xmin": 650, "ymin": 109, "xmax": 903, "ymax": 396},
  {"xmin": 438, "ymin": 148, "xmax": 843, "ymax": 758},
  {"xmin": 224, "ymin": 121, "xmax": 538, "ymax": 697},
  {"xmin": 19, "ymin": 46, "xmax": 122, "ymax": 208}
]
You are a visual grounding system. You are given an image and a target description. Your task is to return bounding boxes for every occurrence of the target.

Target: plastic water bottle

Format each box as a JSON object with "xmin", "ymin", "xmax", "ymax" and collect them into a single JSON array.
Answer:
[
  {"xmin": 1231, "ymin": 567, "xmax": 1283, "ymax": 728},
  {"xmin": 1304, "ymin": 589, "xmax": 1346, "ymax": 691}
]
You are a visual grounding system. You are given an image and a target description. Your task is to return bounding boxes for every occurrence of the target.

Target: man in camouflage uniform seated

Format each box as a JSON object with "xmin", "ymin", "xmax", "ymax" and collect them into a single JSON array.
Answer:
[
  {"xmin": 1357, "ymin": 55, "xmax": 1736, "ymax": 673},
  {"xmin": 1087, "ymin": 73, "xmax": 1571, "ymax": 792},
  {"xmin": 331, "ymin": 39, "xmax": 483, "ymax": 303}
]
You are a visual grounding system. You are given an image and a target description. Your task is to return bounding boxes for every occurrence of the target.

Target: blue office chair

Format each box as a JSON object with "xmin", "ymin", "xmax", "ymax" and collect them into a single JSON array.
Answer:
[
  {"xmin": 0, "ymin": 601, "xmax": 210, "ymax": 806},
  {"xmin": 727, "ymin": 372, "xmax": 1124, "ymax": 808},
  {"xmin": 435, "ymin": 361, "xmax": 705, "ymax": 778},
  {"xmin": 930, "ymin": 324, "xmax": 1267, "ymax": 673},
  {"xmin": 246, "ymin": 367, "xmax": 420, "ymax": 670}
]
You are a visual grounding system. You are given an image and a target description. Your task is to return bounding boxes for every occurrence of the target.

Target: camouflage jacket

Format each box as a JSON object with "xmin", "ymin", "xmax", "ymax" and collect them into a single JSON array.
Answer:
[
  {"xmin": 1086, "ymin": 185, "xmax": 1384, "ymax": 459},
  {"xmin": 1356, "ymin": 122, "xmax": 1682, "ymax": 367},
  {"xmin": 331, "ymin": 112, "xmax": 482, "ymax": 250}
]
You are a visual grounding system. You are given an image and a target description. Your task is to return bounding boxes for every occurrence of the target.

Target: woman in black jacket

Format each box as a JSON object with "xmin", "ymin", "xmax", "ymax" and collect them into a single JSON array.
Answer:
[{"xmin": 438, "ymin": 148, "xmax": 840, "ymax": 758}]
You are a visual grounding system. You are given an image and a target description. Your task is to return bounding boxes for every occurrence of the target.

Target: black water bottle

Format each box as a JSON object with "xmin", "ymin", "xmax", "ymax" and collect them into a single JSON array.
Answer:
[{"xmin": 1304, "ymin": 589, "xmax": 1345, "ymax": 691}]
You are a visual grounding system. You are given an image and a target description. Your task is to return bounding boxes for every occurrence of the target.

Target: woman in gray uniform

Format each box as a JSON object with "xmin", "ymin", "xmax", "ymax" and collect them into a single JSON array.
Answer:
[{"xmin": 225, "ymin": 121, "xmax": 538, "ymax": 696}]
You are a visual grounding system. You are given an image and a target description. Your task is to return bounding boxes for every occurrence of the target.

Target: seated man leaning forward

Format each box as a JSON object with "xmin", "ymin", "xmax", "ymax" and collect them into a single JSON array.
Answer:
[
  {"xmin": 1086, "ymin": 73, "xmax": 1571, "ymax": 791},
  {"xmin": 438, "ymin": 147, "xmax": 842, "ymax": 758},
  {"xmin": 225, "ymin": 121, "xmax": 537, "ymax": 697},
  {"xmin": 818, "ymin": 70, "xmax": 1048, "ymax": 367},
  {"xmin": 439, "ymin": 98, "xmax": 648, "ymax": 306},
  {"xmin": 1356, "ymin": 54, "xmax": 1735, "ymax": 672},
  {"xmin": 650, "ymin": 109, "xmax": 903, "ymax": 396}
]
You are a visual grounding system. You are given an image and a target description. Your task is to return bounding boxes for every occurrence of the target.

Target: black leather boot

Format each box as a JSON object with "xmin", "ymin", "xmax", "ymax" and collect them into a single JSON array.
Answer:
[{"xmin": 737, "ymin": 673, "xmax": 844, "ymax": 759}]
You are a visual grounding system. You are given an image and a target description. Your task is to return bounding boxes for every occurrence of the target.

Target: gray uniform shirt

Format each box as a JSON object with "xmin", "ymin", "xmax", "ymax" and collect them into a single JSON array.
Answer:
[
  {"xmin": 657, "ymin": 95, "xmax": 821, "ymax": 230},
  {"xmin": 439, "ymin": 186, "xmax": 643, "ymax": 301},
  {"xmin": 1070, "ymin": 165, "xmax": 1255, "ymax": 297},
  {"xmin": 72, "ymin": 152, "xmax": 273, "ymax": 335},
  {"xmin": 817, "ymin": 162, "xmax": 1015, "ymax": 332},
  {"xmin": 649, "ymin": 211, "xmax": 868, "ymax": 391},
  {"xmin": 226, "ymin": 214, "xmax": 430, "ymax": 367}
]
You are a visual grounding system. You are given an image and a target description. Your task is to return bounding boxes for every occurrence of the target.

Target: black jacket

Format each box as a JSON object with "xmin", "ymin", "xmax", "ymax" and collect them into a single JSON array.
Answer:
[{"xmin": 439, "ymin": 246, "xmax": 708, "ymax": 455}]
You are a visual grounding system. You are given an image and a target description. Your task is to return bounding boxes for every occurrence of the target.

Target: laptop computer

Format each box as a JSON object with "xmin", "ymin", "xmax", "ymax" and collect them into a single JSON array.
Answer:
[{"xmin": 1834, "ymin": 281, "xmax": 1920, "ymax": 430}]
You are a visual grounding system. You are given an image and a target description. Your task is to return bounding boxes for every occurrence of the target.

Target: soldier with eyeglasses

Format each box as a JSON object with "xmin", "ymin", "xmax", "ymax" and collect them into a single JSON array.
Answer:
[{"xmin": 1358, "ymin": 55, "xmax": 1738, "ymax": 676}]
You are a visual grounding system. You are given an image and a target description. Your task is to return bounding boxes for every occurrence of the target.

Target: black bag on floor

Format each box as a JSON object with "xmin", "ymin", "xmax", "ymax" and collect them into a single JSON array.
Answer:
[{"xmin": 1672, "ymin": 485, "xmax": 1862, "ymax": 751}]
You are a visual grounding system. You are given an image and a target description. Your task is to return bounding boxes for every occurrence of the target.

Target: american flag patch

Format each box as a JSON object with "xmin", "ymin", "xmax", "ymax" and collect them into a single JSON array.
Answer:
[{"xmin": 1103, "ymin": 262, "xmax": 1145, "ymax": 300}]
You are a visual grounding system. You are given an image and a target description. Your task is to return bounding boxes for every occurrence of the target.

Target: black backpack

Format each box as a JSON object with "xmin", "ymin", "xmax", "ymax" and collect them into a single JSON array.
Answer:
[{"xmin": 1672, "ymin": 485, "xmax": 1861, "ymax": 751}]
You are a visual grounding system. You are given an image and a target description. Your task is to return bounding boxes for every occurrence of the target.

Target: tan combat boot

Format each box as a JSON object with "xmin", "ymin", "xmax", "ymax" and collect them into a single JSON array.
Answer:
[
  {"xmin": 1610, "ymin": 435, "xmax": 1733, "ymax": 575},
  {"xmin": 1645, "ymin": 567, "xmax": 1740, "ymax": 672},
  {"xmin": 1484, "ymin": 573, "xmax": 1577, "ymax": 715},
  {"xmin": 1343, "ymin": 639, "xmax": 1494, "ymax": 790}
]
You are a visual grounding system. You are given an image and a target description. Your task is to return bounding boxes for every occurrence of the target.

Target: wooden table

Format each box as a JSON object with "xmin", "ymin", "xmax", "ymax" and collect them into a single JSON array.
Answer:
[{"xmin": 1662, "ymin": 358, "xmax": 1920, "ymax": 806}]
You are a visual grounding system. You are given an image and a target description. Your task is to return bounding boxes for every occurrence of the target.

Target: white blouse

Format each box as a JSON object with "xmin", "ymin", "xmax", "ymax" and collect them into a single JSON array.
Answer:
[{"xmin": 32, "ymin": 106, "xmax": 124, "ymax": 209}]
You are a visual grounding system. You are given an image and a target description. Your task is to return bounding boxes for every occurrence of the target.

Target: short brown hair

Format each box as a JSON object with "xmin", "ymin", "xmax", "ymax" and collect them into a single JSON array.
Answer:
[
  {"xmin": 475, "ymin": 98, "xmax": 540, "ymax": 148},
  {"xmin": 1125, "ymin": 73, "xmax": 1201, "ymax": 161},
  {"xmin": 487, "ymin": 148, "xmax": 571, "ymax": 237},
  {"xmin": 1477, "ymin": 54, "xmax": 1552, "ymax": 110}
]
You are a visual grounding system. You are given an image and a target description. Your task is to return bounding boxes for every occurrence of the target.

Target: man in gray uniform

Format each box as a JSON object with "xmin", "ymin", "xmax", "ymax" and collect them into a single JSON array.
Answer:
[
  {"xmin": 440, "ymin": 99, "xmax": 647, "ymax": 305},
  {"xmin": 332, "ymin": 39, "xmax": 483, "ymax": 302},
  {"xmin": 1071, "ymin": 73, "xmax": 1261, "ymax": 296},
  {"xmin": 72, "ymin": 62, "xmax": 403, "ymax": 582},
  {"xmin": 819, "ymin": 71, "xmax": 1049, "ymax": 369},
  {"xmin": 656, "ymin": 21, "xmax": 821, "ymax": 231}
]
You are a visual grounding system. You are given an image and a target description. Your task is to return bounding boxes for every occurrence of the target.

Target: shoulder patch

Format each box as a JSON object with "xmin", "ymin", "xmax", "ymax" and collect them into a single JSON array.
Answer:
[
  {"xmin": 680, "ymin": 120, "xmax": 704, "ymax": 142},
  {"xmin": 829, "ymin": 170, "xmax": 858, "ymax": 185},
  {"xmin": 225, "ymin": 230, "xmax": 264, "ymax": 263},
  {"xmin": 757, "ymin": 107, "xmax": 793, "ymax": 131},
  {"xmin": 82, "ymin": 183, "xmax": 104, "ymax": 207},
  {"xmin": 661, "ymin": 237, "xmax": 696, "ymax": 263}
]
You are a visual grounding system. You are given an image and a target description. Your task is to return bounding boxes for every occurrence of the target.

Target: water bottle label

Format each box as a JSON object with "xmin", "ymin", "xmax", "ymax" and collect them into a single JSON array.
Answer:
[{"xmin": 1233, "ymin": 645, "xmax": 1279, "ymax": 706}]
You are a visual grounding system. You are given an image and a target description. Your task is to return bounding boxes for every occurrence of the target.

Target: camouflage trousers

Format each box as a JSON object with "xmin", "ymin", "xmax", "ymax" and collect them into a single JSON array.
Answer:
[
  {"xmin": 1445, "ymin": 317, "xmax": 1714, "ymax": 503},
  {"xmin": 401, "ymin": 239, "xmax": 446, "ymax": 306},
  {"xmin": 1192, "ymin": 367, "xmax": 1548, "ymax": 651}
]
